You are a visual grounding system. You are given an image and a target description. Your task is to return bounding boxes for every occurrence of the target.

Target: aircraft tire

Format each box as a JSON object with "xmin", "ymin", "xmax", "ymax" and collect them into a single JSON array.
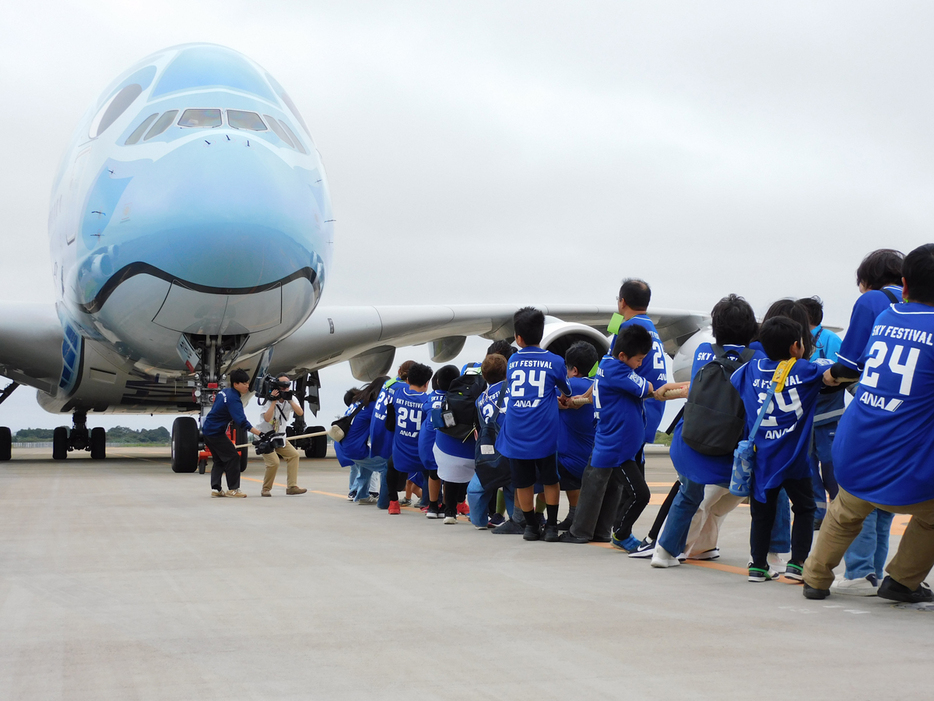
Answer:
[
  {"xmin": 309, "ymin": 426, "xmax": 328, "ymax": 458},
  {"xmin": 0, "ymin": 426, "xmax": 11, "ymax": 461},
  {"xmin": 53, "ymin": 426, "xmax": 69, "ymax": 460},
  {"xmin": 90, "ymin": 427, "xmax": 106, "ymax": 460},
  {"xmin": 171, "ymin": 417, "xmax": 199, "ymax": 473},
  {"xmin": 237, "ymin": 427, "xmax": 249, "ymax": 472}
]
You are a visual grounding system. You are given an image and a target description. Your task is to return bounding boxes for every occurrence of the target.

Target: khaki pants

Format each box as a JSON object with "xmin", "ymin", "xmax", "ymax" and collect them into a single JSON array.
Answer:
[
  {"xmin": 684, "ymin": 485, "xmax": 745, "ymax": 557},
  {"xmin": 804, "ymin": 487, "xmax": 934, "ymax": 590},
  {"xmin": 262, "ymin": 440, "xmax": 300, "ymax": 492}
]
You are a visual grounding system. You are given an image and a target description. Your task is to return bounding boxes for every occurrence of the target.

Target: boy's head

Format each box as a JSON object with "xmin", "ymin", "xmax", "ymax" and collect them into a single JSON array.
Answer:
[
  {"xmin": 762, "ymin": 299, "xmax": 814, "ymax": 359},
  {"xmin": 758, "ymin": 317, "xmax": 805, "ymax": 361},
  {"xmin": 406, "ymin": 363, "xmax": 433, "ymax": 389},
  {"xmin": 433, "ymin": 364, "xmax": 460, "ymax": 391},
  {"xmin": 710, "ymin": 294, "xmax": 758, "ymax": 346},
  {"xmin": 229, "ymin": 368, "xmax": 250, "ymax": 392},
  {"xmin": 612, "ymin": 325, "xmax": 653, "ymax": 369},
  {"xmin": 856, "ymin": 249, "xmax": 904, "ymax": 291},
  {"xmin": 397, "ymin": 360, "xmax": 416, "ymax": 382},
  {"xmin": 795, "ymin": 296, "xmax": 823, "ymax": 328},
  {"xmin": 618, "ymin": 278, "xmax": 651, "ymax": 313},
  {"xmin": 342, "ymin": 388, "xmax": 358, "ymax": 407},
  {"xmin": 904, "ymin": 244, "xmax": 934, "ymax": 305},
  {"xmin": 481, "ymin": 354, "xmax": 507, "ymax": 384},
  {"xmin": 513, "ymin": 307, "xmax": 545, "ymax": 347},
  {"xmin": 486, "ymin": 339, "xmax": 517, "ymax": 359},
  {"xmin": 565, "ymin": 341, "xmax": 600, "ymax": 378}
]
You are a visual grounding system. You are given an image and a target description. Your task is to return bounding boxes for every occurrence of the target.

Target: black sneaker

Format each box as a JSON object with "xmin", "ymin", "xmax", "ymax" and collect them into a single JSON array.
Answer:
[
  {"xmin": 543, "ymin": 524, "xmax": 560, "ymax": 542},
  {"xmin": 556, "ymin": 516, "xmax": 574, "ymax": 531},
  {"xmin": 557, "ymin": 531, "xmax": 589, "ymax": 544},
  {"xmin": 878, "ymin": 576, "xmax": 934, "ymax": 604},
  {"xmin": 803, "ymin": 583, "xmax": 830, "ymax": 599},
  {"xmin": 492, "ymin": 520, "xmax": 525, "ymax": 535},
  {"xmin": 523, "ymin": 524, "xmax": 541, "ymax": 541},
  {"xmin": 627, "ymin": 537, "xmax": 656, "ymax": 559}
]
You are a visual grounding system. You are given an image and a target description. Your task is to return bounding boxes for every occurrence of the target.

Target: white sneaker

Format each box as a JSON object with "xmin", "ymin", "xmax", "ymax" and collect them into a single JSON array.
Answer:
[
  {"xmin": 831, "ymin": 574, "xmax": 879, "ymax": 596},
  {"xmin": 651, "ymin": 544, "xmax": 681, "ymax": 568},
  {"xmin": 225, "ymin": 489, "xmax": 247, "ymax": 498},
  {"xmin": 356, "ymin": 496, "xmax": 378, "ymax": 505},
  {"xmin": 443, "ymin": 516, "xmax": 457, "ymax": 525},
  {"xmin": 768, "ymin": 552, "xmax": 788, "ymax": 569}
]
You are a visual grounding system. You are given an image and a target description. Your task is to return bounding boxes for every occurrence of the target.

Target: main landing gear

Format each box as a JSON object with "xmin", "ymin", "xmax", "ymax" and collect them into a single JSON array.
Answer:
[
  {"xmin": 52, "ymin": 410, "xmax": 106, "ymax": 460},
  {"xmin": 0, "ymin": 381, "xmax": 17, "ymax": 461}
]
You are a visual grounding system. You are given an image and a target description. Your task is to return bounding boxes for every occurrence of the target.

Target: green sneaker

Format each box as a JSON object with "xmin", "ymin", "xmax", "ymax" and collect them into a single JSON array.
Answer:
[
  {"xmin": 784, "ymin": 562, "xmax": 804, "ymax": 582},
  {"xmin": 748, "ymin": 565, "xmax": 778, "ymax": 582}
]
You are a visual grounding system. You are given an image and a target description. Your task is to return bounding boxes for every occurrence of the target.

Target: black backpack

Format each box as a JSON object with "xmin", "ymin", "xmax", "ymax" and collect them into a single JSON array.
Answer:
[
  {"xmin": 681, "ymin": 345, "xmax": 756, "ymax": 456},
  {"xmin": 434, "ymin": 366, "xmax": 487, "ymax": 441}
]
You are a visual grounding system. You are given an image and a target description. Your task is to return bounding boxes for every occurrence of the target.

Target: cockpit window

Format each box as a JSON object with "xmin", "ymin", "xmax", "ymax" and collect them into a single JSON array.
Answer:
[
  {"xmin": 278, "ymin": 120, "xmax": 306, "ymax": 154},
  {"xmin": 263, "ymin": 115, "xmax": 295, "ymax": 148},
  {"xmin": 227, "ymin": 110, "xmax": 267, "ymax": 131},
  {"xmin": 125, "ymin": 113, "xmax": 159, "ymax": 145},
  {"xmin": 90, "ymin": 83, "xmax": 144, "ymax": 139},
  {"xmin": 143, "ymin": 110, "xmax": 179, "ymax": 140},
  {"xmin": 178, "ymin": 109, "xmax": 222, "ymax": 128}
]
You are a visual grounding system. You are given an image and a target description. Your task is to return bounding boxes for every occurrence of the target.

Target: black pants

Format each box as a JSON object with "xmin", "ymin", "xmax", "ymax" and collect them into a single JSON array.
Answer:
[
  {"xmin": 749, "ymin": 476, "xmax": 816, "ymax": 569},
  {"xmin": 384, "ymin": 458, "xmax": 407, "ymax": 502},
  {"xmin": 204, "ymin": 432, "xmax": 241, "ymax": 492},
  {"xmin": 443, "ymin": 481, "xmax": 468, "ymax": 517},
  {"xmin": 613, "ymin": 459, "xmax": 651, "ymax": 539},
  {"xmin": 570, "ymin": 464, "xmax": 626, "ymax": 541}
]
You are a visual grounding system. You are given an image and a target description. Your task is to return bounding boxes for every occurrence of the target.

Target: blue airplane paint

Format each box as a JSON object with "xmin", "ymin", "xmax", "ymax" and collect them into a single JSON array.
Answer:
[{"xmin": 49, "ymin": 43, "xmax": 334, "ymax": 380}]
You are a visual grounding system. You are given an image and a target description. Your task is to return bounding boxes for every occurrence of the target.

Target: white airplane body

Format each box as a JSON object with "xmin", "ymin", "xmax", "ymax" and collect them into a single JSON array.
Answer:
[{"xmin": 0, "ymin": 44, "xmax": 708, "ymax": 470}]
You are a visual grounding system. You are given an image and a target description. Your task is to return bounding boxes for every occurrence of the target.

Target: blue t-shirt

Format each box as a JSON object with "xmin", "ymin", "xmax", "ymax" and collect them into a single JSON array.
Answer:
[
  {"xmin": 476, "ymin": 381, "xmax": 507, "ymax": 429},
  {"xmin": 615, "ymin": 315, "xmax": 668, "ymax": 443},
  {"xmin": 731, "ymin": 357, "xmax": 830, "ymax": 503},
  {"xmin": 368, "ymin": 378, "xmax": 401, "ymax": 460},
  {"xmin": 497, "ymin": 346, "xmax": 571, "ymax": 460},
  {"xmin": 833, "ymin": 303, "xmax": 934, "ymax": 505},
  {"xmin": 391, "ymin": 386, "xmax": 429, "ymax": 474},
  {"xmin": 670, "ymin": 343, "xmax": 762, "ymax": 486},
  {"xmin": 419, "ymin": 390, "xmax": 445, "ymax": 471},
  {"xmin": 811, "ymin": 325, "xmax": 845, "ymax": 426},
  {"xmin": 341, "ymin": 401, "xmax": 375, "ymax": 462},
  {"xmin": 836, "ymin": 285, "xmax": 902, "ymax": 371},
  {"xmin": 590, "ymin": 355, "xmax": 650, "ymax": 468},
  {"xmin": 202, "ymin": 387, "xmax": 252, "ymax": 436},
  {"xmin": 558, "ymin": 376, "xmax": 596, "ymax": 477}
]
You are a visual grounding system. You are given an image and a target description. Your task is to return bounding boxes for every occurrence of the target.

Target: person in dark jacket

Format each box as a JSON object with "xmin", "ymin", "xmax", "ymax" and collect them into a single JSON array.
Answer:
[{"xmin": 203, "ymin": 368, "xmax": 263, "ymax": 498}]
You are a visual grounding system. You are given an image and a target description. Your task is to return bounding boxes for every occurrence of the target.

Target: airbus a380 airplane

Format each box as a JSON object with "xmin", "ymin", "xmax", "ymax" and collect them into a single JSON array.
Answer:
[{"xmin": 0, "ymin": 43, "xmax": 710, "ymax": 472}]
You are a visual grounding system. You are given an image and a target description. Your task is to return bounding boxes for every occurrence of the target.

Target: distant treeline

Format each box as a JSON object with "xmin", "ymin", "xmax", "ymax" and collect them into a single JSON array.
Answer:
[{"xmin": 14, "ymin": 426, "xmax": 171, "ymax": 444}]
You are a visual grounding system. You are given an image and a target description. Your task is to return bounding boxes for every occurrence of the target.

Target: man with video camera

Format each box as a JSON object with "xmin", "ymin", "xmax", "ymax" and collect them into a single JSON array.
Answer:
[{"xmin": 258, "ymin": 374, "xmax": 307, "ymax": 497}]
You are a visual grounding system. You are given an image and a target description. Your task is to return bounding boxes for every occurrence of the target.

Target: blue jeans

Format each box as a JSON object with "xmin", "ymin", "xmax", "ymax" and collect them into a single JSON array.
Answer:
[
  {"xmin": 809, "ymin": 423, "xmax": 839, "ymax": 518},
  {"xmin": 467, "ymin": 473, "xmax": 515, "ymax": 527},
  {"xmin": 348, "ymin": 463, "xmax": 359, "ymax": 492},
  {"xmin": 658, "ymin": 476, "xmax": 708, "ymax": 557},
  {"xmin": 352, "ymin": 457, "xmax": 387, "ymax": 503},
  {"xmin": 843, "ymin": 508, "xmax": 894, "ymax": 579},
  {"xmin": 769, "ymin": 489, "xmax": 791, "ymax": 553}
]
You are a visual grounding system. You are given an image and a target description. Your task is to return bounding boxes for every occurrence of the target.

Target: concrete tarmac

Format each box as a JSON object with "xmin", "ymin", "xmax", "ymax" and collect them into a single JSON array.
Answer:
[{"xmin": 0, "ymin": 448, "xmax": 930, "ymax": 700}]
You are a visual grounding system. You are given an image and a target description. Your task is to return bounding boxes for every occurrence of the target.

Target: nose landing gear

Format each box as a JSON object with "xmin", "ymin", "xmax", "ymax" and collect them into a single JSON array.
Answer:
[{"xmin": 51, "ymin": 410, "xmax": 107, "ymax": 460}]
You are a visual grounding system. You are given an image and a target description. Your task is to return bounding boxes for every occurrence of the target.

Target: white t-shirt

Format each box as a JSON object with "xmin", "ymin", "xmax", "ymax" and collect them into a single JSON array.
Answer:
[{"xmin": 258, "ymin": 401, "xmax": 293, "ymax": 437}]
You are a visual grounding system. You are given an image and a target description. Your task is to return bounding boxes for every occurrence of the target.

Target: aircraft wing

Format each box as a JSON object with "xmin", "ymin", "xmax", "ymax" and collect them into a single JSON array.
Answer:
[
  {"xmin": 0, "ymin": 302, "xmax": 65, "ymax": 394},
  {"xmin": 270, "ymin": 304, "xmax": 709, "ymax": 380}
]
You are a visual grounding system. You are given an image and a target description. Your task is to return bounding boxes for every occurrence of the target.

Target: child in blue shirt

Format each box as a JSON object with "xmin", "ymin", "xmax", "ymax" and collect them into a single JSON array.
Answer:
[
  {"xmin": 385, "ymin": 363, "xmax": 433, "ymax": 515},
  {"xmin": 559, "ymin": 325, "xmax": 653, "ymax": 546},
  {"xmin": 804, "ymin": 244, "xmax": 934, "ymax": 603},
  {"xmin": 419, "ymin": 365, "xmax": 459, "ymax": 518},
  {"xmin": 496, "ymin": 307, "xmax": 571, "ymax": 542},
  {"xmin": 556, "ymin": 341, "xmax": 600, "ymax": 532},
  {"xmin": 731, "ymin": 316, "xmax": 834, "ymax": 582}
]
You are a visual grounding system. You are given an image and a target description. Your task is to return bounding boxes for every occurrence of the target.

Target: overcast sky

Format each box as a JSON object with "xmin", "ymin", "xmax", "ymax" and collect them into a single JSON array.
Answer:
[{"xmin": 1, "ymin": 1, "xmax": 932, "ymax": 433}]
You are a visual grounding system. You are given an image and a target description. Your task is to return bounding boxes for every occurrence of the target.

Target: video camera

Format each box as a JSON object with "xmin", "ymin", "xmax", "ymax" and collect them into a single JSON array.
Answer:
[{"xmin": 257, "ymin": 374, "xmax": 292, "ymax": 404}]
